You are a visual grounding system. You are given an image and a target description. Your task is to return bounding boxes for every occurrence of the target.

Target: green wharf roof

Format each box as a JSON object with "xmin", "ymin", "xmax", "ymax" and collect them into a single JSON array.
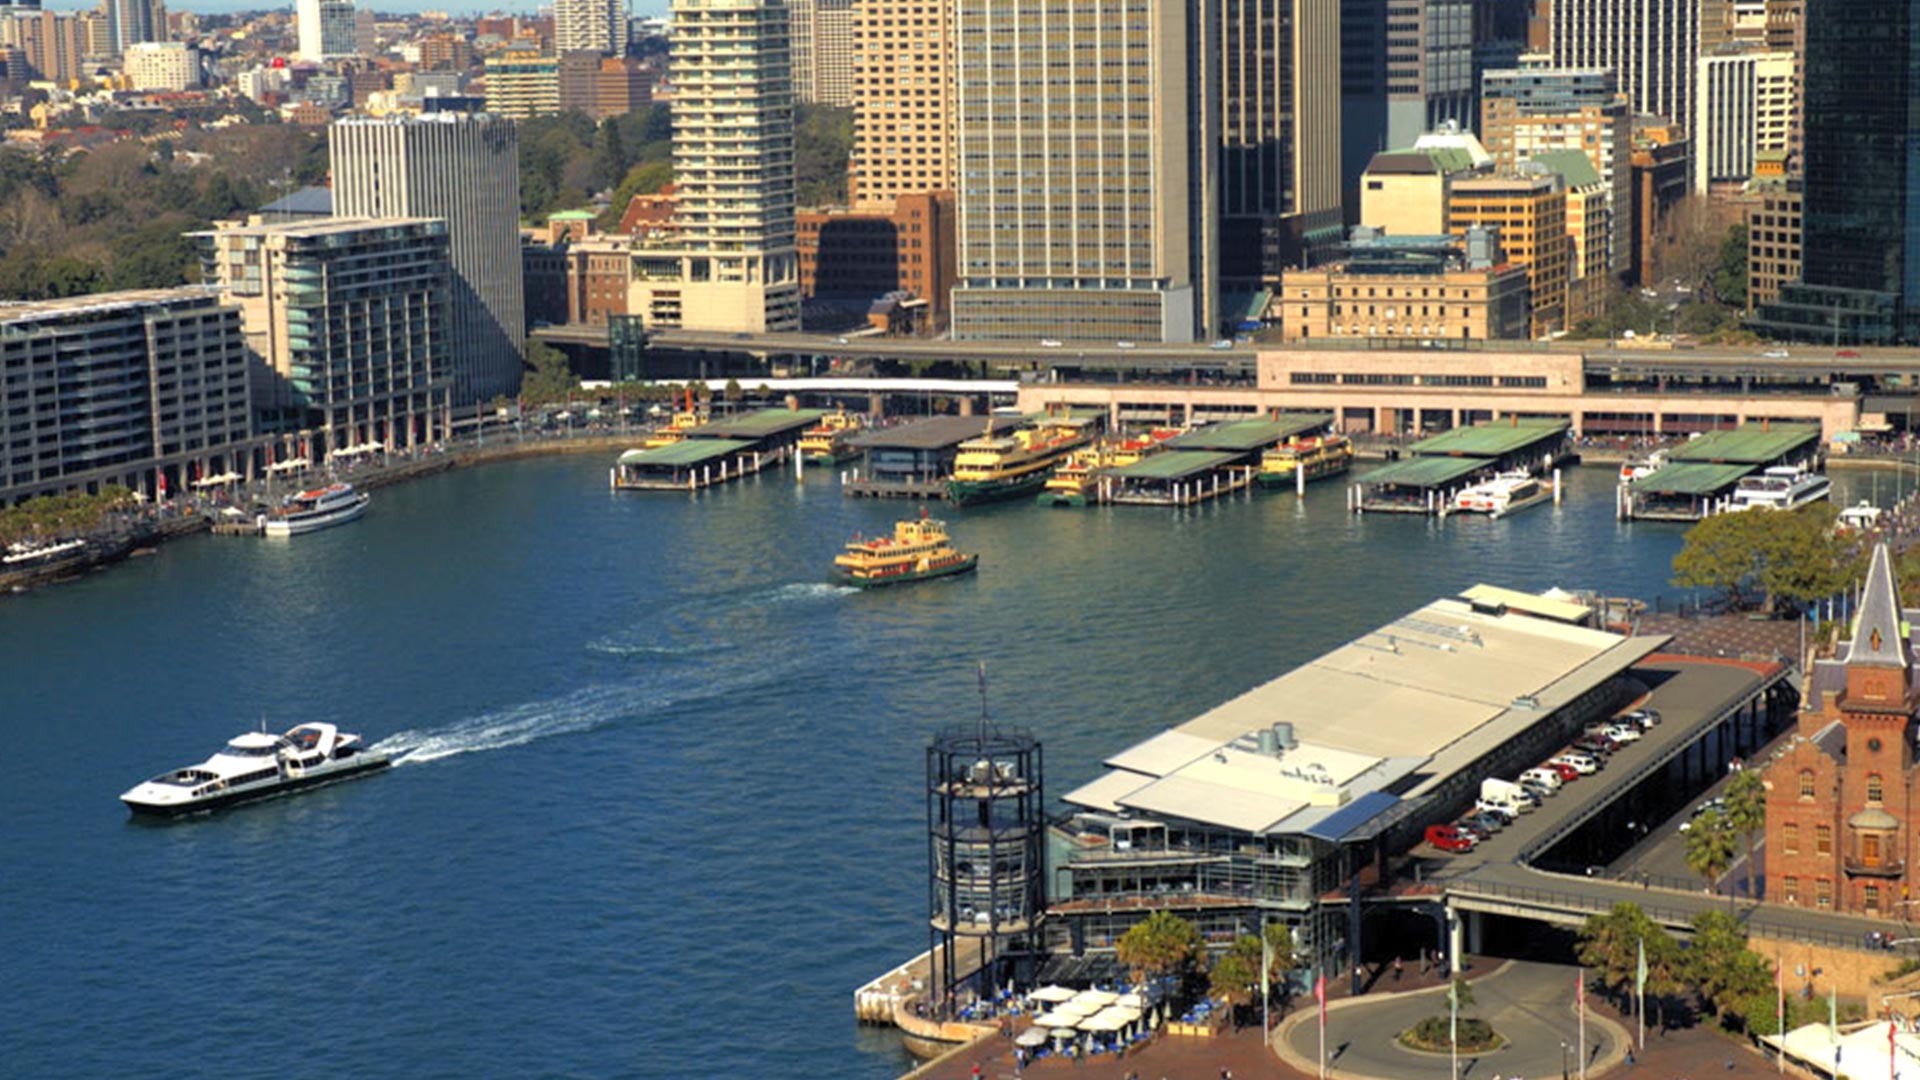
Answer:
[
  {"xmin": 1360, "ymin": 455, "xmax": 1488, "ymax": 488},
  {"xmin": 692, "ymin": 408, "xmax": 828, "ymax": 440},
  {"xmin": 1667, "ymin": 424, "xmax": 1820, "ymax": 465},
  {"xmin": 618, "ymin": 439, "xmax": 758, "ymax": 468},
  {"xmin": 1632, "ymin": 461, "xmax": 1755, "ymax": 496},
  {"xmin": 1107, "ymin": 450, "xmax": 1242, "ymax": 481},
  {"xmin": 1406, "ymin": 419, "xmax": 1570, "ymax": 459},
  {"xmin": 1168, "ymin": 414, "xmax": 1332, "ymax": 452}
]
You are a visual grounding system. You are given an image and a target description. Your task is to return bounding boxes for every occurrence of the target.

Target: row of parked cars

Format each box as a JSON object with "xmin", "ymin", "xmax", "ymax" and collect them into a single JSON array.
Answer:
[{"xmin": 1424, "ymin": 707, "xmax": 1662, "ymax": 853}]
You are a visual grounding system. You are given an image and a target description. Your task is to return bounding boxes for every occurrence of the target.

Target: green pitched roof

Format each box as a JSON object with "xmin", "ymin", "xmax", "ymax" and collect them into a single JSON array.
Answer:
[
  {"xmin": 1359, "ymin": 456, "xmax": 1488, "ymax": 488},
  {"xmin": 1107, "ymin": 450, "xmax": 1241, "ymax": 481},
  {"xmin": 1532, "ymin": 149, "xmax": 1601, "ymax": 188},
  {"xmin": 693, "ymin": 408, "xmax": 828, "ymax": 440},
  {"xmin": 1632, "ymin": 461, "xmax": 1755, "ymax": 496},
  {"xmin": 1406, "ymin": 419, "xmax": 1569, "ymax": 459},
  {"xmin": 1668, "ymin": 425, "xmax": 1820, "ymax": 465},
  {"xmin": 618, "ymin": 439, "xmax": 757, "ymax": 467},
  {"xmin": 1168, "ymin": 415, "xmax": 1331, "ymax": 451}
]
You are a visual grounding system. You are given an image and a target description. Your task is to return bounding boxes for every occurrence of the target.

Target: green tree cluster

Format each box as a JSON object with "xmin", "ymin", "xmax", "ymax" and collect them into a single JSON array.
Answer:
[
  {"xmin": 1578, "ymin": 903, "xmax": 1793, "ymax": 1035},
  {"xmin": 1671, "ymin": 502, "xmax": 1861, "ymax": 612},
  {"xmin": 519, "ymin": 341, "xmax": 582, "ymax": 406},
  {"xmin": 1116, "ymin": 910, "xmax": 1204, "ymax": 987},
  {"xmin": 521, "ymin": 106, "xmax": 674, "ymax": 224},
  {"xmin": 1205, "ymin": 923, "xmax": 1297, "ymax": 1022},
  {"xmin": 794, "ymin": 104, "xmax": 852, "ymax": 206},
  {"xmin": 0, "ymin": 486, "xmax": 136, "ymax": 545},
  {"xmin": 1685, "ymin": 807, "xmax": 1740, "ymax": 906}
]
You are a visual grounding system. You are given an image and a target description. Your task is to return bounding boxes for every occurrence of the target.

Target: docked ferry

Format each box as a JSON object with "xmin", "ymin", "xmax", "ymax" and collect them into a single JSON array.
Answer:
[
  {"xmin": 945, "ymin": 415, "xmax": 1096, "ymax": 507},
  {"xmin": 3, "ymin": 537, "xmax": 89, "ymax": 566},
  {"xmin": 1452, "ymin": 471, "xmax": 1548, "ymax": 518},
  {"xmin": 120, "ymin": 722, "xmax": 390, "ymax": 817},
  {"xmin": 1255, "ymin": 433, "xmax": 1355, "ymax": 489},
  {"xmin": 833, "ymin": 513, "xmax": 978, "ymax": 588},
  {"xmin": 1728, "ymin": 465, "xmax": 1831, "ymax": 511},
  {"xmin": 643, "ymin": 390, "xmax": 706, "ymax": 449},
  {"xmin": 1037, "ymin": 448, "xmax": 1106, "ymax": 507},
  {"xmin": 798, "ymin": 408, "xmax": 866, "ymax": 465},
  {"xmin": 262, "ymin": 483, "xmax": 369, "ymax": 537},
  {"xmin": 1618, "ymin": 449, "xmax": 1669, "ymax": 484}
]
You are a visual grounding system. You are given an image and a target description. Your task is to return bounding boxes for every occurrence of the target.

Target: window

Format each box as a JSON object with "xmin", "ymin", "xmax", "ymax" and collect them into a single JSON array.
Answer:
[
  {"xmin": 1869, "ymin": 773, "xmax": 1885, "ymax": 803},
  {"xmin": 1816, "ymin": 824, "xmax": 1833, "ymax": 855},
  {"xmin": 1800, "ymin": 770, "xmax": 1816, "ymax": 799},
  {"xmin": 1868, "ymin": 884, "xmax": 1883, "ymax": 913},
  {"xmin": 1816, "ymin": 878, "xmax": 1833, "ymax": 908},
  {"xmin": 1783, "ymin": 875, "xmax": 1800, "ymax": 903},
  {"xmin": 1783, "ymin": 823, "xmax": 1799, "ymax": 855}
]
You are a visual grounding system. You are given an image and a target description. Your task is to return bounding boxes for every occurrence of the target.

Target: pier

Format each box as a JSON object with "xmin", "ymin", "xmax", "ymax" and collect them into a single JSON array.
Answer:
[
  {"xmin": 842, "ymin": 416, "xmax": 1022, "ymax": 500},
  {"xmin": 611, "ymin": 408, "xmax": 824, "ymax": 492},
  {"xmin": 1351, "ymin": 418, "xmax": 1570, "ymax": 515},
  {"xmin": 1621, "ymin": 423, "xmax": 1822, "ymax": 521},
  {"xmin": 1098, "ymin": 451, "xmax": 1255, "ymax": 506}
]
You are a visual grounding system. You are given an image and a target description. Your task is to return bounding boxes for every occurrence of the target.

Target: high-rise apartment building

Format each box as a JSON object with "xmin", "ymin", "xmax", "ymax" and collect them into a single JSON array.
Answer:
[
  {"xmin": 1448, "ymin": 172, "xmax": 1570, "ymax": 336},
  {"xmin": 950, "ymin": 0, "xmax": 1208, "ymax": 342},
  {"xmin": 296, "ymin": 0, "xmax": 356, "ymax": 61},
  {"xmin": 1, "ymin": 8, "xmax": 83, "ymax": 83},
  {"xmin": 0, "ymin": 288, "xmax": 253, "ymax": 506},
  {"xmin": 1754, "ymin": 0, "xmax": 1920, "ymax": 344},
  {"xmin": 104, "ymin": 0, "xmax": 164, "ymax": 56},
  {"xmin": 628, "ymin": 0, "xmax": 800, "ymax": 333},
  {"xmin": 1341, "ymin": 0, "xmax": 1475, "ymax": 211},
  {"xmin": 1693, "ymin": 50, "xmax": 1794, "ymax": 191},
  {"xmin": 558, "ymin": 52, "xmax": 652, "ymax": 119},
  {"xmin": 330, "ymin": 114, "xmax": 526, "ymax": 404},
  {"xmin": 1217, "ymin": 0, "xmax": 1343, "ymax": 289},
  {"xmin": 196, "ymin": 217, "xmax": 453, "ymax": 450},
  {"xmin": 1480, "ymin": 58, "xmax": 1631, "ymax": 275},
  {"xmin": 484, "ymin": 47, "xmax": 561, "ymax": 118},
  {"xmin": 555, "ymin": 0, "xmax": 625, "ymax": 57},
  {"xmin": 790, "ymin": 0, "xmax": 850, "ymax": 105},
  {"xmin": 847, "ymin": 0, "xmax": 953, "ymax": 211},
  {"xmin": 122, "ymin": 39, "xmax": 194, "ymax": 89},
  {"xmin": 1548, "ymin": 0, "xmax": 1699, "ymax": 142}
]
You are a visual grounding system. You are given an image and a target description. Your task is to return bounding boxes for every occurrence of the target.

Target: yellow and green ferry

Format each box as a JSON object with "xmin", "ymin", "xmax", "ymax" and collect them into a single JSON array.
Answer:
[
  {"xmin": 1255, "ymin": 432, "xmax": 1355, "ymax": 488},
  {"xmin": 1036, "ymin": 429, "xmax": 1180, "ymax": 507},
  {"xmin": 643, "ymin": 389, "xmax": 706, "ymax": 449},
  {"xmin": 832, "ymin": 513, "xmax": 978, "ymax": 588},
  {"xmin": 798, "ymin": 408, "xmax": 866, "ymax": 465},
  {"xmin": 946, "ymin": 414, "xmax": 1096, "ymax": 507}
]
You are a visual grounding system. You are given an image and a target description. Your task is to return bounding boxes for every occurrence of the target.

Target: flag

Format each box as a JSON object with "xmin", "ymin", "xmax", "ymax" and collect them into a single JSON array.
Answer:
[
  {"xmin": 1636, "ymin": 938, "xmax": 1648, "ymax": 995},
  {"xmin": 1316, "ymin": 970, "xmax": 1327, "ymax": 1028},
  {"xmin": 1577, "ymin": 967, "xmax": 1585, "ymax": 1016}
]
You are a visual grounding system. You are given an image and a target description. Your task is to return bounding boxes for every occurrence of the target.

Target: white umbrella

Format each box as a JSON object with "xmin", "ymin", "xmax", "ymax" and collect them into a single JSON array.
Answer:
[
  {"xmin": 1014, "ymin": 1027, "xmax": 1050, "ymax": 1048},
  {"xmin": 1115, "ymin": 992, "xmax": 1146, "ymax": 1008},
  {"xmin": 1052, "ymin": 999, "xmax": 1101, "ymax": 1019},
  {"xmin": 1071, "ymin": 989, "xmax": 1120, "ymax": 1008},
  {"xmin": 1029, "ymin": 985, "xmax": 1077, "ymax": 1004},
  {"xmin": 1030, "ymin": 1010, "xmax": 1076, "ymax": 1028},
  {"xmin": 1079, "ymin": 1011, "xmax": 1127, "ymax": 1033}
]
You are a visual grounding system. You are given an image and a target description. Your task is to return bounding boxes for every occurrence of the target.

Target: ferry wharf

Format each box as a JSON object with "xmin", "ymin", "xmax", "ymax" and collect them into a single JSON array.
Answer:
[
  {"xmin": 842, "ymin": 416, "xmax": 1024, "ymax": 500},
  {"xmin": 1619, "ymin": 422, "xmax": 1822, "ymax": 521},
  {"xmin": 610, "ymin": 407, "xmax": 825, "ymax": 491},
  {"xmin": 1350, "ymin": 418, "xmax": 1571, "ymax": 515},
  {"xmin": 1098, "ymin": 414, "xmax": 1332, "ymax": 506}
]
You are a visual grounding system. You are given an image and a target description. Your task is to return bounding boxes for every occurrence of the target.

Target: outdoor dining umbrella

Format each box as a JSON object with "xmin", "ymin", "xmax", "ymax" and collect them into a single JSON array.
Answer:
[
  {"xmin": 1014, "ymin": 1028, "xmax": 1051, "ymax": 1048},
  {"xmin": 1029, "ymin": 985, "xmax": 1077, "ymax": 1004}
]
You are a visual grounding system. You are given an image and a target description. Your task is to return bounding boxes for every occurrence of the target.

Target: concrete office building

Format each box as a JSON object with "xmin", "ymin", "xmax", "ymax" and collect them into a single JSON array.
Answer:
[
  {"xmin": 1448, "ymin": 171, "xmax": 1571, "ymax": 336},
  {"xmin": 484, "ymin": 47, "xmax": 561, "ymax": 118},
  {"xmin": 195, "ymin": 217, "xmax": 453, "ymax": 453},
  {"xmin": 790, "ymin": 0, "xmax": 850, "ymax": 106},
  {"xmin": 296, "ymin": 0, "xmax": 357, "ymax": 61},
  {"xmin": 1547, "ymin": 0, "xmax": 1699, "ymax": 147},
  {"xmin": 555, "ymin": 0, "xmax": 625, "ymax": 57},
  {"xmin": 0, "ymin": 288, "xmax": 253, "ymax": 507},
  {"xmin": 1480, "ymin": 58, "xmax": 1632, "ymax": 275},
  {"xmin": 558, "ymin": 52, "xmax": 652, "ymax": 119},
  {"xmin": 628, "ymin": 0, "xmax": 801, "ymax": 333},
  {"xmin": 104, "ymin": 0, "xmax": 164, "ymax": 56},
  {"xmin": 1745, "ymin": 173, "xmax": 1800, "ymax": 315},
  {"xmin": 951, "ymin": 0, "xmax": 1209, "ymax": 343},
  {"xmin": 1693, "ymin": 50, "xmax": 1794, "ymax": 191},
  {"xmin": 330, "ymin": 114, "xmax": 526, "ymax": 405},
  {"xmin": 1341, "ymin": 0, "xmax": 1476, "ymax": 213},
  {"xmin": 847, "ymin": 0, "xmax": 954, "ymax": 211},
  {"xmin": 122, "ymin": 40, "xmax": 195, "ymax": 89}
]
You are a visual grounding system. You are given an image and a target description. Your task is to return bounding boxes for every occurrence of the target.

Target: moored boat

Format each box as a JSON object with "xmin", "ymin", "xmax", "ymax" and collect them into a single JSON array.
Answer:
[
  {"xmin": 1618, "ymin": 449, "xmax": 1668, "ymax": 484},
  {"xmin": 642, "ymin": 388, "xmax": 706, "ymax": 449},
  {"xmin": 833, "ymin": 512, "xmax": 978, "ymax": 588},
  {"xmin": 1451, "ymin": 470, "xmax": 1548, "ymax": 518},
  {"xmin": 798, "ymin": 408, "xmax": 867, "ymax": 465},
  {"xmin": 262, "ymin": 483, "xmax": 368, "ymax": 537},
  {"xmin": 1727, "ymin": 465, "xmax": 1831, "ymax": 511},
  {"xmin": 946, "ymin": 414, "xmax": 1096, "ymax": 507},
  {"xmin": 1255, "ymin": 432, "xmax": 1354, "ymax": 488},
  {"xmin": 1838, "ymin": 500, "xmax": 1885, "ymax": 533},
  {"xmin": 120, "ymin": 722, "xmax": 390, "ymax": 817},
  {"xmin": 3, "ymin": 537, "xmax": 89, "ymax": 566},
  {"xmin": 1037, "ymin": 447, "xmax": 1106, "ymax": 507}
]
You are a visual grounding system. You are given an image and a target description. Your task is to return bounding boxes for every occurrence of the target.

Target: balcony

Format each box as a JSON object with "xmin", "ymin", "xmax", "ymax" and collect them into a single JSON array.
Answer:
[{"xmin": 1844, "ymin": 856, "xmax": 1905, "ymax": 878}]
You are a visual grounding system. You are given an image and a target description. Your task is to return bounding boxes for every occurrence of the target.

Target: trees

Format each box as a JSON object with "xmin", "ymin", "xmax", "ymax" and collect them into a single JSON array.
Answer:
[
  {"xmin": 1724, "ymin": 769, "xmax": 1767, "ymax": 901},
  {"xmin": 519, "ymin": 341, "xmax": 580, "ymax": 407},
  {"xmin": 794, "ymin": 104, "xmax": 853, "ymax": 206},
  {"xmin": 1715, "ymin": 224, "xmax": 1749, "ymax": 309},
  {"xmin": 1116, "ymin": 911, "xmax": 1203, "ymax": 986},
  {"xmin": 1576, "ymin": 904, "xmax": 1684, "ymax": 1029},
  {"xmin": 1685, "ymin": 808, "xmax": 1739, "ymax": 906},
  {"xmin": 1672, "ymin": 503, "xmax": 1859, "ymax": 612},
  {"xmin": 1687, "ymin": 910, "xmax": 1772, "ymax": 1021},
  {"xmin": 1208, "ymin": 936, "xmax": 1263, "ymax": 1021}
]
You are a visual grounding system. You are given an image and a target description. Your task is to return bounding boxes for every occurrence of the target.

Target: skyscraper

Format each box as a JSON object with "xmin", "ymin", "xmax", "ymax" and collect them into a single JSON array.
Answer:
[
  {"xmin": 296, "ymin": 0, "xmax": 356, "ymax": 61},
  {"xmin": 1480, "ymin": 59, "xmax": 1632, "ymax": 274},
  {"xmin": 789, "ymin": 0, "xmax": 851, "ymax": 105},
  {"xmin": 630, "ymin": 0, "xmax": 799, "ymax": 332},
  {"xmin": 950, "ymin": 0, "xmax": 1209, "ymax": 342},
  {"xmin": 847, "ymin": 0, "xmax": 954, "ymax": 212},
  {"xmin": 555, "ymin": 0, "xmax": 625, "ymax": 57},
  {"xmin": 1340, "ymin": 0, "xmax": 1475, "ymax": 217},
  {"xmin": 1692, "ymin": 50, "xmax": 1794, "ymax": 191},
  {"xmin": 1548, "ymin": 0, "xmax": 1699, "ymax": 139},
  {"xmin": 1753, "ymin": 0, "xmax": 1920, "ymax": 344},
  {"xmin": 329, "ymin": 114, "xmax": 527, "ymax": 405},
  {"xmin": 103, "ymin": 0, "xmax": 163, "ymax": 56}
]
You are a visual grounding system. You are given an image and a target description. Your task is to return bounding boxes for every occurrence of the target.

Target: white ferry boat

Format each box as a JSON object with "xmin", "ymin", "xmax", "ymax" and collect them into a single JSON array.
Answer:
[
  {"xmin": 262, "ymin": 483, "xmax": 369, "ymax": 537},
  {"xmin": 1618, "ymin": 449, "xmax": 1668, "ymax": 484},
  {"xmin": 1727, "ymin": 465, "xmax": 1831, "ymax": 512},
  {"xmin": 120, "ymin": 722, "xmax": 390, "ymax": 817},
  {"xmin": 1838, "ymin": 500, "xmax": 1886, "ymax": 533},
  {"xmin": 1452, "ymin": 471, "xmax": 1548, "ymax": 518},
  {"xmin": 2, "ymin": 537, "xmax": 88, "ymax": 566}
]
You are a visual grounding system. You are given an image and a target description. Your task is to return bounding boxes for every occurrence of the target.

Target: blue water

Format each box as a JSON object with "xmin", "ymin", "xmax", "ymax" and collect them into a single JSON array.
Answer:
[{"xmin": 0, "ymin": 459, "xmax": 1886, "ymax": 1078}]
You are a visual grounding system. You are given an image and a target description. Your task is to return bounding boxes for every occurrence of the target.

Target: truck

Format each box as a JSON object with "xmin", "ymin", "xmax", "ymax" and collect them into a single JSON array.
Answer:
[{"xmin": 1479, "ymin": 778, "xmax": 1536, "ymax": 813}]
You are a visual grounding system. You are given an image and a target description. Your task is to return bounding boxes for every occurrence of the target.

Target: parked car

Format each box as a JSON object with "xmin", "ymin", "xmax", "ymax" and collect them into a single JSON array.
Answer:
[
  {"xmin": 1209, "ymin": 339, "xmax": 1234, "ymax": 350},
  {"xmin": 1620, "ymin": 708, "xmax": 1661, "ymax": 729},
  {"xmin": 1544, "ymin": 761, "xmax": 1582, "ymax": 782},
  {"xmin": 1040, "ymin": 339, "xmax": 1063, "ymax": 348},
  {"xmin": 1460, "ymin": 812, "xmax": 1505, "ymax": 837},
  {"xmin": 1573, "ymin": 733, "xmax": 1618, "ymax": 755},
  {"xmin": 1426, "ymin": 824, "xmax": 1478, "ymax": 852},
  {"xmin": 1837, "ymin": 349, "xmax": 1862, "ymax": 358},
  {"xmin": 1763, "ymin": 348, "xmax": 1791, "ymax": 359},
  {"xmin": 1473, "ymin": 800, "xmax": 1519, "ymax": 824},
  {"xmin": 1602, "ymin": 723, "xmax": 1644, "ymax": 744},
  {"xmin": 1115, "ymin": 341, "xmax": 1137, "ymax": 349},
  {"xmin": 1519, "ymin": 767, "xmax": 1565, "ymax": 792},
  {"xmin": 1582, "ymin": 719, "xmax": 1614, "ymax": 736},
  {"xmin": 1678, "ymin": 798, "xmax": 1728, "ymax": 833},
  {"xmin": 1549, "ymin": 752, "xmax": 1600, "ymax": 775}
]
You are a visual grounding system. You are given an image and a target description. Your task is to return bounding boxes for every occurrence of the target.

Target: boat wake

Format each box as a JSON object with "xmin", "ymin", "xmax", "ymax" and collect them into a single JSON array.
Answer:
[
  {"xmin": 373, "ymin": 684, "xmax": 634, "ymax": 765},
  {"xmin": 583, "ymin": 638, "xmax": 734, "ymax": 660},
  {"xmin": 759, "ymin": 582, "xmax": 860, "ymax": 604}
]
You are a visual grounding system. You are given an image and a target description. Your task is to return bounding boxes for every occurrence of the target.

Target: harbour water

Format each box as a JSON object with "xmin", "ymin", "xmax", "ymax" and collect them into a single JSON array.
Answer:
[{"xmin": 0, "ymin": 458, "xmax": 1892, "ymax": 1079}]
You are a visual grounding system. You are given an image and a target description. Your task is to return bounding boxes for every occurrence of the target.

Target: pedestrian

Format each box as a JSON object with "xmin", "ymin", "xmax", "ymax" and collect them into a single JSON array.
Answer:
[
  {"xmin": 971, "ymin": 1062, "xmax": 981, "ymax": 1079},
  {"xmin": 1395, "ymin": 957, "xmax": 1404, "ymax": 982},
  {"xmin": 1627, "ymin": 1050, "xmax": 1635, "ymax": 1067}
]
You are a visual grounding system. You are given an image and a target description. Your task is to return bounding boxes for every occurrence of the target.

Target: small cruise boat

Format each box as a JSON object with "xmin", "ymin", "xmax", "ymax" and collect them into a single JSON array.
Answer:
[
  {"xmin": 1618, "ymin": 449, "xmax": 1668, "ymax": 484},
  {"xmin": 3, "ymin": 537, "xmax": 89, "ymax": 566},
  {"xmin": 1256, "ymin": 433, "xmax": 1355, "ymax": 488},
  {"xmin": 1838, "ymin": 500, "xmax": 1885, "ymax": 533},
  {"xmin": 262, "ymin": 482, "xmax": 368, "ymax": 537},
  {"xmin": 120, "ymin": 722, "xmax": 390, "ymax": 817},
  {"xmin": 798, "ymin": 408, "xmax": 866, "ymax": 465},
  {"xmin": 1452, "ymin": 470, "xmax": 1549, "ymax": 518},
  {"xmin": 833, "ymin": 511, "xmax": 978, "ymax": 588},
  {"xmin": 1727, "ymin": 465, "xmax": 1832, "ymax": 512}
]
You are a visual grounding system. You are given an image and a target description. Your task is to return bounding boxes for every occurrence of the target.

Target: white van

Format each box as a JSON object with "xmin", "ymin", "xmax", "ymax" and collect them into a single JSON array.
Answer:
[
  {"xmin": 1519, "ymin": 768, "xmax": 1564, "ymax": 793},
  {"xmin": 1480, "ymin": 778, "xmax": 1537, "ymax": 812}
]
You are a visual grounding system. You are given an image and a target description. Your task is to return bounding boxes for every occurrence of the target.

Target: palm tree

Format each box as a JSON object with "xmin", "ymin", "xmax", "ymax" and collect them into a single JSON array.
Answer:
[
  {"xmin": 1117, "ymin": 911, "xmax": 1203, "ymax": 988},
  {"xmin": 1724, "ymin": 769, "xmax": 1767, "ymax": 901},
  {"xmin": 1686, "ymin": 808, "xmax": 1739, "ymax": 910}
]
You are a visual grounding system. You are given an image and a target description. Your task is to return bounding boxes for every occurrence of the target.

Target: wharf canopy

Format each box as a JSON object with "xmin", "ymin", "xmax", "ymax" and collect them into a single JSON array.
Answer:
[{"xmin": 1054, "ymin": 588, "xmax": 1666, "ymax": 972}]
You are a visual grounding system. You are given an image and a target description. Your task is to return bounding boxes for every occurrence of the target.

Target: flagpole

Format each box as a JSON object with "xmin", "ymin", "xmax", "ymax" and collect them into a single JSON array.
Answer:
[
  {"xmin": 1451, "ymin": 973, "xmax": 1459, "ymax": 1080},
  {"xmin": 1779, "ymin": 959, "xmax": 1786, "ymax": 1075},
  {"xmin": 1317, "ymin": 968, "xmax": 1328, "ymax": 1080},
  {"xmin": 1578, "ymin": 968, "xmax": 1587, "ymax": 1080},
  {"xmin": 1637, "ymin": 937, "xmax": 1647, "ymax": 1051}
]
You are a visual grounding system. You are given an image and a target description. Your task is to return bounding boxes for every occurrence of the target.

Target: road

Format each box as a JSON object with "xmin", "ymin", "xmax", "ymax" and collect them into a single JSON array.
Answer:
[{"xmin": 1275, "ymin": 961, "xmax": 1627, "ymax": 1080}]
